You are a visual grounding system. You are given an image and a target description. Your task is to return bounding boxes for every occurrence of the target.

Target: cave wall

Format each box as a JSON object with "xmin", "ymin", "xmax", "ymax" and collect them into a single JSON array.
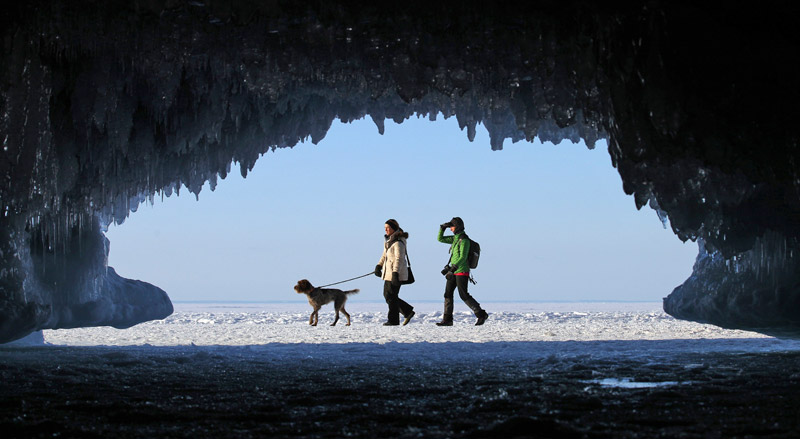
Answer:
[{"xmin": 1, "ymin": 0, "xmax": 799, "ymax": 341}]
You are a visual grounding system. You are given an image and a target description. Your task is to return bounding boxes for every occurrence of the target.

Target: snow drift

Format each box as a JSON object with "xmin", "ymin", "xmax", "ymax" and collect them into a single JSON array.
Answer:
[{"xmin": 1, "ymin": 1, "xmax": 799, "ymax": 341}]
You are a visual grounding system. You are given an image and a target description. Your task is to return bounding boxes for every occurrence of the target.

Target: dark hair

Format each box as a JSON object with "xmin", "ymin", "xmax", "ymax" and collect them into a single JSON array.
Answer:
[{"xmin": 385, "ymin": 219, "xmax": 400, "ymax": 232}]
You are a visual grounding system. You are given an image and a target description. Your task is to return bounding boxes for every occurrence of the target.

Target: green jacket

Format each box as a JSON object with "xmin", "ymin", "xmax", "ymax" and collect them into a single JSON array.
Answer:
[{"xmin": 437, "ymin": 228, "xmax": 471, "ymax": 274}]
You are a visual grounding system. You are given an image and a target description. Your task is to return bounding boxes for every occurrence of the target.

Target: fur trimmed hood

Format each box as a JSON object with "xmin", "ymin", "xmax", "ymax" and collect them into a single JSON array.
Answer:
[{"xmin": 384, "ymin": 230, "xmax": 409, "ymax": 247}]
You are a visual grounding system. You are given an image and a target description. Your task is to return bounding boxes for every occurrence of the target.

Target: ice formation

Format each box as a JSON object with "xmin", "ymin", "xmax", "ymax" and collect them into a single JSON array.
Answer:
[{"xmin": 1, "ymin": 1, "xmax": 799, "ymax": 341}]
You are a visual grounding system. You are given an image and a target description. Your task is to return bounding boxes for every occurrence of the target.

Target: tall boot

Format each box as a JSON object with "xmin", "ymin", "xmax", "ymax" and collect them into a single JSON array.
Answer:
[{"xmin": 436, "ymin": 314, "xmax": 453, "ymax": 326}]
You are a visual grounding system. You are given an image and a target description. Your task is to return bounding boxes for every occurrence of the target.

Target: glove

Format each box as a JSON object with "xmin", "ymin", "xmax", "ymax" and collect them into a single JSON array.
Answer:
[
  {"xmin": 374, "ymin": 265, "xmax": 382, "ymax": 277},
  {"xmin": 445, "ymin": 271, "xmax": 455, "ymax": 280},
  {"xmin": 440, "ymin": 222, "xmax": 451, "ymax": 229},
  {"xmin": 391, "ymin": 272, "xmax": 400, "ymax": 286}
]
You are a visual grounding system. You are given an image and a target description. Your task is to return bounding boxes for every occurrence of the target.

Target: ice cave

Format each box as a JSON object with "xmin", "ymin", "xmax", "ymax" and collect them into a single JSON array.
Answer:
[{"xmin": 1, "ymin": 1, "xmax": 799, "ymax": 342}]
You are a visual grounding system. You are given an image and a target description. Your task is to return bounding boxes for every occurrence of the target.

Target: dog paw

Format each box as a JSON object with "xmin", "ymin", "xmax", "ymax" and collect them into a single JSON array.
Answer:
[{"xmin": 346, "ymin": 323, "xmax": 351, "ymax": 326}]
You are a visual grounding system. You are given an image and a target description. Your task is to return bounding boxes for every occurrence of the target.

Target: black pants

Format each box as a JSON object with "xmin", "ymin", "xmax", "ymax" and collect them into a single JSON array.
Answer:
[
  {"xmin": 443, "ymin": 274, "xmax": 482, "ymax": 317},
  {"xmin": 383, "ymin": 281, "xmax": 414, "ymax": 324}
]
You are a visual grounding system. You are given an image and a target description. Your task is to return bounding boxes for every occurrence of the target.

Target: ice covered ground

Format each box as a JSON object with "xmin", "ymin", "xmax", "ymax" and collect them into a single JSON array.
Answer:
[
  {"xmin": 9, "ymin": 302, "xmax": 800, "ymax": 438},
  {"xmin": 43, "ymin": 301, "xmax": 798, "ymax": 349}
]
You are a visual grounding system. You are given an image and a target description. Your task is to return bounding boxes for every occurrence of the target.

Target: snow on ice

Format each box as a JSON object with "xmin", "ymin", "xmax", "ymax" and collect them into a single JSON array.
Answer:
[{"xmin": 42, "ymin": 302, "xmax": 798, "ymax": 353}]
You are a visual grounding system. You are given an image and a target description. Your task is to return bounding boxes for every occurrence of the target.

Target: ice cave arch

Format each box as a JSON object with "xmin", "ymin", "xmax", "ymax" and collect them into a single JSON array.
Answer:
[{"xmin": 1, "ymin": 0, "xmax": 799, "ymax": 342}]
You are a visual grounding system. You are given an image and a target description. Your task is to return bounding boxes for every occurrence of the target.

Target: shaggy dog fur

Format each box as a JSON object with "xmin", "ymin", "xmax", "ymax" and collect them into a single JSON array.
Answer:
[{"xmin": 294, "ymin": 279, "xmax": 359, "ymax": 326}]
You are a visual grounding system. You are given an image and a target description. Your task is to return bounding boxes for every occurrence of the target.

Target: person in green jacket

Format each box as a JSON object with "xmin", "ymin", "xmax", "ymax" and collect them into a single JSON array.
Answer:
[{"xmin": 436, "ymin": 217, "xmax": 488, "ymax": 326}]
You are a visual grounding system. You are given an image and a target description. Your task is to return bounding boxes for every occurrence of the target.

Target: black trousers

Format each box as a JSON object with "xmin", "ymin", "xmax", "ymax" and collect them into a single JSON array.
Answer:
[
  {"xmin": 443, "ymin": 274, "xmax": 482, "ymax": 317},
  {"xmin": 383, "ymin": 281, "xmax": 414, "ymax": 324}
]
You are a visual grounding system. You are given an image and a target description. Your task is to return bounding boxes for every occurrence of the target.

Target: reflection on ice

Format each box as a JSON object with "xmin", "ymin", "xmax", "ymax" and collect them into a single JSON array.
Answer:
[{"xmin": 586, "ymin": 378, "xmax": 687, "ymax": 389}]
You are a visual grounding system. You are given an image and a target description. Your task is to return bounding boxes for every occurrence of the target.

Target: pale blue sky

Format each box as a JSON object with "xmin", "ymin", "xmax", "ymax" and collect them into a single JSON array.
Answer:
[{"xmin": 106, "ymin": 115, "xmax": 698, "ymax": 303}]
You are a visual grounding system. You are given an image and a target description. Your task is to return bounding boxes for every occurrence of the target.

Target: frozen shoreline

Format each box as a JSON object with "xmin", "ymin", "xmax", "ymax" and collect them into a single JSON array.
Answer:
[
  {"xmin": 8, "ymin": 302, "xmax": 800, "ymax": 438},
  {"xmin": 41, "ymin": 301, "xmax": 794, "ymax": 349}
]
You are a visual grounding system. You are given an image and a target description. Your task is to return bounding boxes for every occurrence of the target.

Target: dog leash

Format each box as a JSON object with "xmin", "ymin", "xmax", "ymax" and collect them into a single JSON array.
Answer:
[{"xmin": 316, "ymin": 272, "xmax": 373, "ymax": 289}]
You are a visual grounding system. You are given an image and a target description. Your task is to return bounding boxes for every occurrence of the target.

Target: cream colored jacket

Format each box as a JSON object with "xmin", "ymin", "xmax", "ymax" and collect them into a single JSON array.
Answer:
[{"xmin": 378, "ymin": 231, "xmax": 409, "ymax": 282}]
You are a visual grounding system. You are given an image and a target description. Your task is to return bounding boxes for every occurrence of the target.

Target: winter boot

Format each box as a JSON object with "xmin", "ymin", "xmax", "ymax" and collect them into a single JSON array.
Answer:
[
  {"xmin": 436, "ymin": 315, "xmax": 453, "ymax": 326},
  {"xmin": 402, "ymin": 311, "xmax": 415, "ymax": 326},
  {"xmin": 475, "ymin": 310, "xmax": 488, "ymax": 326}
]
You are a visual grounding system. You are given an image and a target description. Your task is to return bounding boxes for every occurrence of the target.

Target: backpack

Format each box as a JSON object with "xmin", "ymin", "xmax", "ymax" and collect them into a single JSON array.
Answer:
[
  {"xmin": 467, "ymin": 238, "xmax": 480, "ymax": 269},
  {"xmin": 455, "ymin": 234, "xmax": 481, "ymax": 269}
]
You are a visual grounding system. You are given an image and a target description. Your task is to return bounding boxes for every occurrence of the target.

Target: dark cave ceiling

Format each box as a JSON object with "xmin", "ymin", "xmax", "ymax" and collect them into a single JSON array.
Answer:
[{"xmin": 1, "ymin": 0, "xmax": 799, "ymax": 342}]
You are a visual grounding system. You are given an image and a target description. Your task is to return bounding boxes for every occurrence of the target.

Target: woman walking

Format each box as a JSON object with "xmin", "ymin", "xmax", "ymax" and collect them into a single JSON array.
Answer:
[{"xmin": 375, "ymin": 219, "xmax": 415, "ymax": 326}]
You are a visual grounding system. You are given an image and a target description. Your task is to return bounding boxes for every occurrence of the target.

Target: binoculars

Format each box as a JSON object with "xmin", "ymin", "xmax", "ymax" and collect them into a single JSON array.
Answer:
[{"xmin": 441, "ymin": 265, "xmax": 452, "ymax": 276}]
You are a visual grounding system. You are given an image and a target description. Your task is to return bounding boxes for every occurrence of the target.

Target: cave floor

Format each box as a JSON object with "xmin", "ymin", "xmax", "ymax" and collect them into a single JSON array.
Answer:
[{"xmin": 1, "ymin": 344, "xmax": 799, "ymax": 438}]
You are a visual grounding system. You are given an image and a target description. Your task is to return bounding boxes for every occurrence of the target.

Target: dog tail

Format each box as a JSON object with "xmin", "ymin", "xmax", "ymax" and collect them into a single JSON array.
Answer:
[{"xmin": 345, "ymin": 289, "xmax": 360, "ymax": 295}]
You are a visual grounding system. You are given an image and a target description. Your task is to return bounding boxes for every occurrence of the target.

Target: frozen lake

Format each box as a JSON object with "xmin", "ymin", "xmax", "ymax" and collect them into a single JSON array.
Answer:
[
  {"xmin": 42, "ymin": 302, "xmax": 787, "ymax": 349},
  {"xmin": 5, "ymin": 302, "xmax": 799, "ymax": 438}
]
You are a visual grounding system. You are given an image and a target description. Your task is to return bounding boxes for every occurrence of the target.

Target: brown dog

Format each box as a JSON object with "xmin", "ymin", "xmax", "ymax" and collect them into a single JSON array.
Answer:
[{"xmin": 294, "ymin": 279, "xmax": 359, "ymax": 326}]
